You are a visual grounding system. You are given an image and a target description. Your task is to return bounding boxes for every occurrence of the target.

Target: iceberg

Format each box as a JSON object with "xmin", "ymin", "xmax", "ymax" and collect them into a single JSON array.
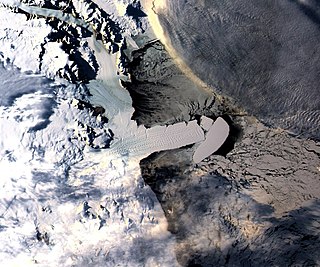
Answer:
[
  {"xmin": 193, "ymin": 117, "xmax": 229, "ymax": 163},
  {"xmin": 0, "ymin": 1, "xmax": 230, "ymax": 266}
]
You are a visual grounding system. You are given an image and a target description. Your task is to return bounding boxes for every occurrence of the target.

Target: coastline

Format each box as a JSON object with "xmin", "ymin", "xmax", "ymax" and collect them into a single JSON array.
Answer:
[{"xmin": 0, "ymin": 1, "xmax": 319, "ymax": 266}]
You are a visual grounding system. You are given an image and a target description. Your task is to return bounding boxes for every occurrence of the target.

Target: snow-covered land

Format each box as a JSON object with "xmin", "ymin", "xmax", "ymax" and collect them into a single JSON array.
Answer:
[
  {"xmin": 1, "ymin": 0, "xmax": 320, "ymax": 266},
  {"xmin": 0, "ymin": 0, "xmax": 229, "ymax": 266}
]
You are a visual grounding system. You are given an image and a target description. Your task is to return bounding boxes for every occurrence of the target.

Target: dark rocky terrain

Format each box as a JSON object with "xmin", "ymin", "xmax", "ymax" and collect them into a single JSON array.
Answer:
[{"xmin": 129, "ymin": 37, "xmax": 320, "ymax": 266}]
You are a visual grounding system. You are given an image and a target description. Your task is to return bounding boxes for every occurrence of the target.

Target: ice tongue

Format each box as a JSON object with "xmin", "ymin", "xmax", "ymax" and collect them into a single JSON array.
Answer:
[{"xmin": 193, "ymin": 117, "xmax": 229, "ymax": 163}]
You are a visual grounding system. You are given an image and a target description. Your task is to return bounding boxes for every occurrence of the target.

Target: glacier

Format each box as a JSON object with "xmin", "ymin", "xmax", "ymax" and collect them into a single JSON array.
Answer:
[{"xmin": 0, "ymin": 1, "xmax": 229, "ymax": 266}]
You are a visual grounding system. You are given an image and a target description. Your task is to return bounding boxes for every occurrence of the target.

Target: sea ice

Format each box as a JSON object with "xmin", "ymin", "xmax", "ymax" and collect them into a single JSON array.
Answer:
[{"xmin": 0, "ymin": 1, "xmax": 229, "ymax": 266}]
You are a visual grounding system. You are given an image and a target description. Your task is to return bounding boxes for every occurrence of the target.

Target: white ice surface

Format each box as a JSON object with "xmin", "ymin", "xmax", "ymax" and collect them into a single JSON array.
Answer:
[
  {"xmin": 200, "ymin": 115, "xmax": 214, "ymax": 131},
  {"xmin": 0, "ymin": 4, "xmax": 180, "ymax": 266},
  {"xmin": 193, "ymin": 117, "xmax": 230, "ymax": 163},
  {"xmin": 0, "ymin": 1, "xmax": 226, "ymax": 265},
  {"xmin": 0, "ymin": 2, "xmax": 187, "ymax": 266},
  {"xmin": 0, "ymin": 7, "xmax": 51, "ymax": 73},
  {"xmin": 0, "ymin": 64, "xmax": 179, "ymax": 266}
]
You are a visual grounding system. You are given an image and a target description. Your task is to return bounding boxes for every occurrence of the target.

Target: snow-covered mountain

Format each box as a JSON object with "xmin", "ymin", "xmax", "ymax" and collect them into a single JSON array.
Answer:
[
  {"xmin": 1, "ymin": 1, "xmax": 319, "ymax": 266},
  {"xmin": 0, "ymin": 0, "xmax": 232, "ymax": 265},
  {"xmin": 0, "ymin": 1, "xmax": 182, "ymax": 266}
]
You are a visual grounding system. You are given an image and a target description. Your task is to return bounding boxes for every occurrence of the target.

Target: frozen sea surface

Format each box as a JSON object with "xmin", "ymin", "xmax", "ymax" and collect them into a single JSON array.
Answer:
[
  {"xmin": 0, "ymin": 2, "xmax": 221, "ymax": 264},
  {"xmin": 2, "ymin": 1, "xmax": 318, "ymax": 266},
  {"xmin": 153, "ymin": 0, "xmax": 320, "ymax": 140}
]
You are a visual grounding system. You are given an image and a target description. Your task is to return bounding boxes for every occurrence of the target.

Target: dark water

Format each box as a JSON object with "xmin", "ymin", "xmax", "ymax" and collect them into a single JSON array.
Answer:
[{"xmin": 158, "ymin": 0, "xmax": 320, "ymax": 140}]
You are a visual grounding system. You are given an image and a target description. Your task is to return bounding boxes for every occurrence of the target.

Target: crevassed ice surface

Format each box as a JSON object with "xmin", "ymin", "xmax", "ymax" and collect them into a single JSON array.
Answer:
[{"xmin": 0, "ymin": 1, "xmax": 219, "ymax": 265}]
